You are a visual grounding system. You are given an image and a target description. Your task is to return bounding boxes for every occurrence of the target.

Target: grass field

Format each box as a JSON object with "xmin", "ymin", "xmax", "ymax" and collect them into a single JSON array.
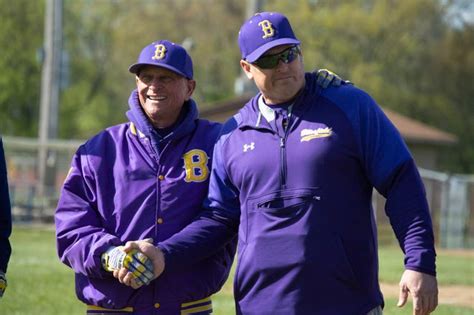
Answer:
[{"xmin": 2, "ymin": 225, "xmax": 473, "ymax": 314}]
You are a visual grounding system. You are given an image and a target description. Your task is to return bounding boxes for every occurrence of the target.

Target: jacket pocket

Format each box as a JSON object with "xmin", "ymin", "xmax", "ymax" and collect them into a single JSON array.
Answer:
[
  {"xmin": 244, "ymin": 187, "xmax": 321, "ymax": 243},
  {"xmin": 235, "ymin": 187, "xmax": 359, "ymax": 301}
]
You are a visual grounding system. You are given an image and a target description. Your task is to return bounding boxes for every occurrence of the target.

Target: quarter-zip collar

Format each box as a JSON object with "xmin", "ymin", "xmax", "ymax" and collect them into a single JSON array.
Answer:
[{"xmin": 258, "ymin": 96, "xmax": 294, "ymax": 123}]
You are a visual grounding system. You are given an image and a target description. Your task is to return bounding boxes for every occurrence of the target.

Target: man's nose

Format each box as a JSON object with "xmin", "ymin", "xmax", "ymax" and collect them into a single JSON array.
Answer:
[
  {"xmin": 148, "ymin": 77, "xmax": 164, "ymax": 87},
  {"xmin": 276, "ymin": 58, "xmax": 291, "ymax": 70}
]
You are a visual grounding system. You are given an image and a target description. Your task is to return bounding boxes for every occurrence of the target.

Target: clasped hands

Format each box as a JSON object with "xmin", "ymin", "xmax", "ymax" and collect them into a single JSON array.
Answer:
[{"xmin": 101, "ymin": 238, "xmax": 165, "ymax": 289}]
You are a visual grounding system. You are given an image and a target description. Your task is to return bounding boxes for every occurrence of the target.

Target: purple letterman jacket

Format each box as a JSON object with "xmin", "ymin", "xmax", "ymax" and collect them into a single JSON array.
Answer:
[
  {"xmin": 55, "ymin": 90, "xmax": 235, "ymax": 314},
  {"xmin": 159, "ymin": 73, "xmax": 436, "ymax": 315}
]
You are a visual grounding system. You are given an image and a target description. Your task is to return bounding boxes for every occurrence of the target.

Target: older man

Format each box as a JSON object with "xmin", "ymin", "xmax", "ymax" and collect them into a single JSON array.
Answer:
[{"xmin": 55, "ymin": 40, "xmax": 236, "ymax": 314}]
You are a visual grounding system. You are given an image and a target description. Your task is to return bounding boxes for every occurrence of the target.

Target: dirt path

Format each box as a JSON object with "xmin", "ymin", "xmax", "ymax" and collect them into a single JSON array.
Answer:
[{"xmin": 380, "ymin": 282, "xmax": 474, "ymax": 309}]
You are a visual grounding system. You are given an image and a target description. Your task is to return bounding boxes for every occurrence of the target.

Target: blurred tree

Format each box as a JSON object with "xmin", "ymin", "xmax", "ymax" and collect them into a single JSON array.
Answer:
[
  {"xmin": 265, "ymin": 0, "xmax": 473, "ymax": 172},
  {"xmin": 109, "ymin": 0, "xmax": 246, "ymax": 106},
  {"xmin": 59, "ymin": 0, "xmax": 129, "ymax": 138},
  {"xmin": 267, "ymin": 0, "xmax": 445, "ymax": 112},
  {"xmin": 0, "ymin": 0, "xmax": 472, "ymax": 172},
  {"xmin": 0, "ymin": 0, "xmax": 44, "ymax": 136},
  {"xmin": 429, "ymin": 25, "xmax": 474, "ymax": 172},
  {"xmin": 58, "ymin": 0, "xmax": 245, "ymax": 138}
]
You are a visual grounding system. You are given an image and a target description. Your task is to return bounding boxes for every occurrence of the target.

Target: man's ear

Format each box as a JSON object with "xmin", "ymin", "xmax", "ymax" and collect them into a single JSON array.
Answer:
[
  {"xmin": 185, "ymin": 79, "xmax": 196, "ymax": 100},
  {"xmin": 240, "ymin": 60, "xmax": 253, "ymax": 80}
]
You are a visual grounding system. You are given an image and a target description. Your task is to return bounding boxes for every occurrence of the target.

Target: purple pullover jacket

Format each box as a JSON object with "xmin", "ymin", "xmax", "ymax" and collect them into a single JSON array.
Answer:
[
  {"xmin": 55, "ymin": 90, "xmax": 235, "ymax": 314},
  {"xmin": 159, "ymin": 73, "xmax": 436, "ymax": 315}
]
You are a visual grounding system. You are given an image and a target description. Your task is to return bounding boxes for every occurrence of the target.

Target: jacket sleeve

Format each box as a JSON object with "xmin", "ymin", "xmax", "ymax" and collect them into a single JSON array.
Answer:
[
  {"xmin": 159, "ymin": 125, "xmax": 240, "ymax": 268},
  {"xmin": 0, "ymin": 138, "xmax": 12, "ymax": 273},
  {"xmin": 55, "ymin": 145, "xmax": 121, "ymax": 278},
  {"xmin": 354, "ymin": 90, "xmax": 436, "ymax": 276}
]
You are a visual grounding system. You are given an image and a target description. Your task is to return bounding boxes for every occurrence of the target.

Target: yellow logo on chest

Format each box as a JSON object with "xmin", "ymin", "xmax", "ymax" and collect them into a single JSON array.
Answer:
[
  {"xmin": 300, "ymin": 127, "xmax": 333, "ymax": 142},
  {"xmin": 183, "ymin": 149, "xmax": 209, "ymax": 182}
]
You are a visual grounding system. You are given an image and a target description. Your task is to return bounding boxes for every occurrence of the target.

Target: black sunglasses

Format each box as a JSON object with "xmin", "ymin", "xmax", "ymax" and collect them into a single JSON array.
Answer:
[{"xmin": 252, "ymin": 45, "xmax": 301, "ymax": 69}]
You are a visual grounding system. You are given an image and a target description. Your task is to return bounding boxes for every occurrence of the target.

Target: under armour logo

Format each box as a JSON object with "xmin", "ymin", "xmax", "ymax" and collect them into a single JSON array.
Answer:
[
  {"xmin": 152, "ymin": 44, "xmax": 167, "ymax": 60},
  {"xmin": 243, "ymin": 142, "xmax": 255, "ymax": 152}
]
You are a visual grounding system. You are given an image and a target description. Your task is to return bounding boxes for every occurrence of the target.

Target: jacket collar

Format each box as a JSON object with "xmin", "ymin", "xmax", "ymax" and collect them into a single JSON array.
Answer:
[
  {"xmin": 126, "ymin": 89, "xmax": 198, "ymax": 143},
  {"xmin": 258, "ymin": 95, "xmax": 294, "ymax": 124}
]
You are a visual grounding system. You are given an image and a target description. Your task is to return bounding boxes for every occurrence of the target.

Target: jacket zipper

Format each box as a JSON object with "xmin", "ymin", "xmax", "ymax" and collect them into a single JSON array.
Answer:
[
  {"xmin": 280, "ymin": 116, "xmax": 290, "ymax": 188},
  {"xmin": 280, "ymin": 137, "xmax": 287, "ymax": 188}
]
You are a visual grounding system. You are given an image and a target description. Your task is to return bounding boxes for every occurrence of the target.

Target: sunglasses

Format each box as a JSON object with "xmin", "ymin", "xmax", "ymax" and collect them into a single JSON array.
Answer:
[{"xmin": 252, "ymin": 45, "xmax": 301, "ymax": 69}]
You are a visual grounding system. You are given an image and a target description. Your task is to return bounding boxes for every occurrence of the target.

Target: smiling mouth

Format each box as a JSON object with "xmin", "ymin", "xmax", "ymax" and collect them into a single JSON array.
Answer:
[
  {"xmin": 147, "ymin": 95, "xmax": 166, "ymax": 101},
  {"xmin": 275, "ymin": 76, "xmax": 293, "ymax": 81}
]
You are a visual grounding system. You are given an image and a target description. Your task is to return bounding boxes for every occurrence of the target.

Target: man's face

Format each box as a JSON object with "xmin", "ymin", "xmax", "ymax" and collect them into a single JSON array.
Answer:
[
  {"xmin": 135, "ymin": 66, "xmax": 195, "ymax": 128},
  {"xmin": 240, "ymin": 44, "xmax": 305, "ymax": 105}
]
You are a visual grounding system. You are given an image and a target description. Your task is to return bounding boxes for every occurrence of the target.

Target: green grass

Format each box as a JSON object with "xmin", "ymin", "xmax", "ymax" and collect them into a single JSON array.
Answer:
[
  {"xmin": 2, "ymin": 226, "xmax": 473, "ymax": 314},
  {"xmin": 379, "ymin": 246, "xmax": 474, "ymax": 286},
  {"xmin": 3, "ymin": 225, "xmax": 83, "ymax": 314}
]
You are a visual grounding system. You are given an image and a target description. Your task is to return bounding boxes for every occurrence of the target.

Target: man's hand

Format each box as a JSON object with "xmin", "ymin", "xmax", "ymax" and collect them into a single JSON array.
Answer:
[
  {"xmin": 123, "ymin": 239, "xmax": 165, "ymax": 282},
  {"xmin": 314, "ymin": 68, "xmax": 351, "ymax": 88},
  {"xmin": 101, "ymin": 242, "xmax": 154, "ymax": 289},
  {"xmin": 397, "ymin": 269, "xmax": 438, "ymax": 315},
  {"xmin": 0, "ymin": 271, "xmax": 6, "ymax": 298}
]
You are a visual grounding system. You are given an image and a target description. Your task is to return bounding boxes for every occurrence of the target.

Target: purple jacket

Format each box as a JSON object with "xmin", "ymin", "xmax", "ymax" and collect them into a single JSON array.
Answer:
[
  {"xmin": 160, "ymin": 73, "xmax": 436, "ymax": 315},
  {"xmin": 55, "ymin": 90, "xmax": 235, "ymax": 314}
]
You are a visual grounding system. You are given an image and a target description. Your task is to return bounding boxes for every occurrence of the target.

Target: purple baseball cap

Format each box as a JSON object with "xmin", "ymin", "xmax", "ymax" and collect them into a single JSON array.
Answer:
[
  {"xmin": 128, "ymin": 40, "xmax": 193, "ymax": 79},
  {"xmin": 238, "ymin": 12, "xmax": 300, "ymax": 63}
]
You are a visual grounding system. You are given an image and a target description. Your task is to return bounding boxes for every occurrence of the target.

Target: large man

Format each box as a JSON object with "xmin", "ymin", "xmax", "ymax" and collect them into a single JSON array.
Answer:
[
  {"xmin": 0, "ymin": 137, "xmax": 12, "ymax": 299},
  {"xmin": 130, "ymin": 12, "xmax": 439, "ymax": 315},
  {"xmin": 55, "ymin": 40, "xmax": 236, "ymax": 314}
]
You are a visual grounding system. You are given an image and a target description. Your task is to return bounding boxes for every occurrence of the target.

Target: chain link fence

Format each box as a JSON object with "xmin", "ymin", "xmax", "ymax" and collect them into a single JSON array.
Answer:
[
  {"xmin": 374, "ymin": 168, "xmax": 473, "ymax": 249},
  {"xmin": 3, "ymin": 136, "xmax": 81, "ymax": 222},
  {"xmin": 3, "ymin": 137, "xmax": 474, "ymax": 248}
]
